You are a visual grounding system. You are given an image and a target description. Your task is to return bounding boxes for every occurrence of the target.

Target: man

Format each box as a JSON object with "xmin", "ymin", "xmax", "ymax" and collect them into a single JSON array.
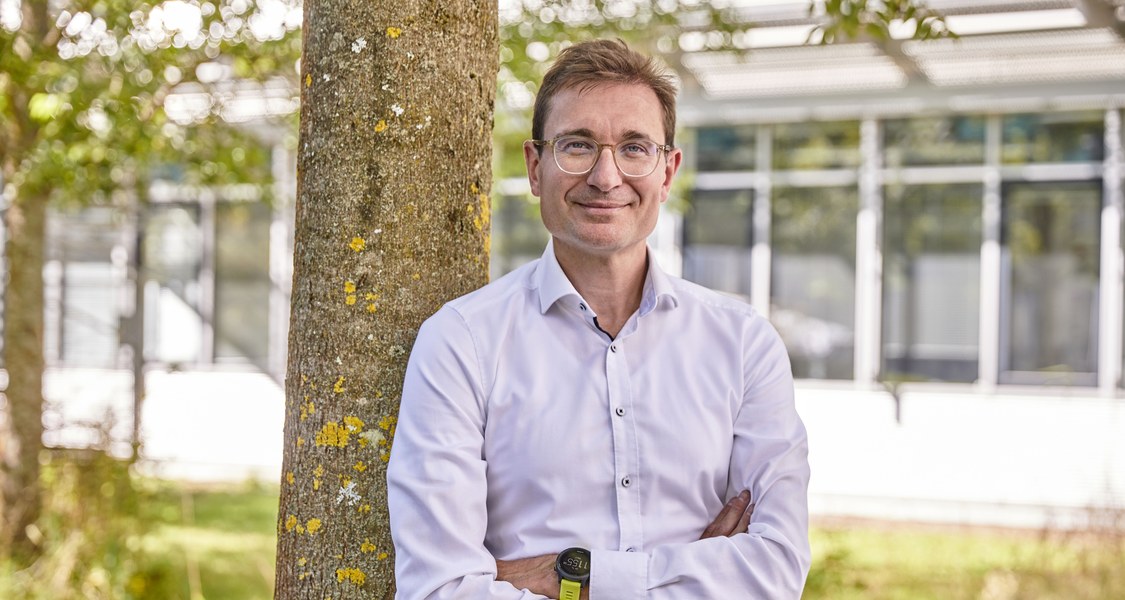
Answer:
[{"xmin": 387, "ymin": 39, "xmax": 810, "ymax": 599}]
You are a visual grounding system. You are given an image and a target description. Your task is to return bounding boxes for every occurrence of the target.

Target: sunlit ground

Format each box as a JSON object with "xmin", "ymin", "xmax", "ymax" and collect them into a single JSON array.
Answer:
[
  {"xmin": 804, "ymin": 518, "xmax": 1125, "ymax": 599},
  {"xmin": 137, "ymin": 483, "xmax": 278, "ymax": 599},
  {"xmin": 2, "ymin": 465, "xmax": 1122, "ymax": 599}
]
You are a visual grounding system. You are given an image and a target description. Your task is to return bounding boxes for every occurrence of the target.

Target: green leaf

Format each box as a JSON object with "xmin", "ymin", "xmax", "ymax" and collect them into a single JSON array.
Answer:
[{"xmin": 28, "ymin": 93, "xmax": 65, "ymax": 122}]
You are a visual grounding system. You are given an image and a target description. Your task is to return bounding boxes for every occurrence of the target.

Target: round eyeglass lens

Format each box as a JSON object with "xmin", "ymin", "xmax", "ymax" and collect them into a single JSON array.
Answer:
[{"xmin": 552, "ymin": 136, "xmax": 662, "ymax": 177}]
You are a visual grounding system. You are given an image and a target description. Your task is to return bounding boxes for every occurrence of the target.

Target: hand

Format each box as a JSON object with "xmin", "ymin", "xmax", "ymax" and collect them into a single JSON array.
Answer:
[
  {"xmin": 699, "ymin": 490, "xmax": 754, "ymax": 539},
  {"xmin": 495, "ymin": 554, "xmax": 560, "ymax": 598}
]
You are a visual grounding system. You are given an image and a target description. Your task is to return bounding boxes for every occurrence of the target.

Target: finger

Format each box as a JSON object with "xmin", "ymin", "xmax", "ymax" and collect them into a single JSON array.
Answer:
[
  {"xmin": 720, "ymin": 491, "xmax": 751, "ymax": 535},
  {"xmin": 700, "ymin": 490, "xmax": 750, "ymax": 539},
  {"xmin": 700, "ymin": 497, "xmax": 737, "ymax": 539},
  {"xmin": 733, "ymin": 502, "xmax": 754, "ymax": 535}
]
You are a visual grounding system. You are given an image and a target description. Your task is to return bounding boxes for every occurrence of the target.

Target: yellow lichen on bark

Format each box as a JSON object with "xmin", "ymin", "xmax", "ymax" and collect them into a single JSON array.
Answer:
[
  {"xmin": 337, "ymin": 567, "xmax": 366, "ymax": 586},
  {"xmin": 316, "ymin": 421, "xmax": 350, "ymax": 447}
]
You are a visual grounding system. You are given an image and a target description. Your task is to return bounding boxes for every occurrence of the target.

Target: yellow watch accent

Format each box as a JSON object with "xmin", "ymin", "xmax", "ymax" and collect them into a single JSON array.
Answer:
[{"xmin": 559, "ymin": 577, "xmax": 582, "ymax": 600}]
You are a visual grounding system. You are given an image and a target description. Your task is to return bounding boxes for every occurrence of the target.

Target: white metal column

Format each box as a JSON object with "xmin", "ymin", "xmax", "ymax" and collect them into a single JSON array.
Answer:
[
  {"xmin": 751, "ymin": 125, "xmax": 772, "ymax": 318},
  {"xmin": 1099, "ymin": 109, "xmax": 1124, "ymax": 395},
  {"xmin": 978, "ymin": 115, "xmax": 1003, "ymax": 390},
  {"xmin": 854, "ymin": 118, "xmax": 883, "ymax": 385},
  {"xmin": 199, "ymin": 191, "xmax": 216, "ymax": 363}
]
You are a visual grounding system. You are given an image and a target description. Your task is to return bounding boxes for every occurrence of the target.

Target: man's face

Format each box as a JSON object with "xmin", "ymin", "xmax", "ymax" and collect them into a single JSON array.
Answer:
[{"xmin": 524, "ymin": 82, "xmax": 682, "ymax": 262}]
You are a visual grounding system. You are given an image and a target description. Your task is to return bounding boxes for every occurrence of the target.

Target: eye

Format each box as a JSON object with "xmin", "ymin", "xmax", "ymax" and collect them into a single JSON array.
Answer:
[
  {"xmin": 619, "ymin": 140, "xmax": 655, "ymax": 157},
  {"xmin": 556, "ymin": 136, "xmax": 595, "ymax": 154}
]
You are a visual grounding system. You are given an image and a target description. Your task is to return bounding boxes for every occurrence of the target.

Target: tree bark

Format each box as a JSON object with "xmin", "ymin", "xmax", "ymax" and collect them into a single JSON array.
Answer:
[
  {"xmin": 274, "ymin": 1, "xmax": 497, "ymax": 597},
  {"xmin": 1, "ymin": 190, "xmax": 47, "ymax": 560},
  {"xmin": 0, "ymin": 0, "xmax": 49, "ymax": 561}
]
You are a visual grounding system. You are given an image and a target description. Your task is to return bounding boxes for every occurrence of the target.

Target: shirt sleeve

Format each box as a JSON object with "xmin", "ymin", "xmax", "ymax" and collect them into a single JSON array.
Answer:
[
  {"xmin": 589, "ymin": 323, "xmax": 811, "ymax": 599},
  {"xmin": 387, "ymin": 307, "xmax": 550, "ymax": 600}
]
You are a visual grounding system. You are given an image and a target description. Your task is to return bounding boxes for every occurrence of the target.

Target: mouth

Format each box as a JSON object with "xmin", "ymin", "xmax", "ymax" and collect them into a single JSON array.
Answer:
[
  {"xmin": 576, "ymin": 201, "xmax": 627, "ymax": 210},
  {"xmin": 569, "ymin": 194, "xmax": 633, "ymax": 212}
]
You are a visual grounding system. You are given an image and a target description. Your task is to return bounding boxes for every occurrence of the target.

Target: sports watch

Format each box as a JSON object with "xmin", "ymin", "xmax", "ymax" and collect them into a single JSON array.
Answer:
[{"xmin": 555, "ymin": 547, "xmax": 591, "ymax": 600}]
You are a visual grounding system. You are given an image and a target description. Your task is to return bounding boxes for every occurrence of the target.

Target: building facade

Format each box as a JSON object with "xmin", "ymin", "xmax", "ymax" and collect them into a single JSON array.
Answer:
[{"xmin": 5, "ymin": 0, "xmax": 1125, "ymax": 523}]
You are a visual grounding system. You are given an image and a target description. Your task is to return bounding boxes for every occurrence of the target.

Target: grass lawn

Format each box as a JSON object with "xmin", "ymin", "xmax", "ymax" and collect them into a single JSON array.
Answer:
[
  {"xmin": 136, "ymin": 481, "xmax": 280, "ymax": 600},
  {"xmin": 10, "ymin": 474, "xmax": 1121, "ymax": 599},
  {"xmin": 804, "ymin": 518, "xmax": 1125, "ymax": 599}
]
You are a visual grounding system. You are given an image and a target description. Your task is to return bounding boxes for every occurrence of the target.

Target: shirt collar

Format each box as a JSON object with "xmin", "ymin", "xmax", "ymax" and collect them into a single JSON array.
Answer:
[
  {"xmin": 641, "ymin": 253, "xmax": 680, "ymax": 315},
  {"xmin": 535, "ymin": 240, "xmax": 680, "ymax": 315},
  {"xmin": 535, "ymin": 241, "xmax": 580, "ymax": 314}
]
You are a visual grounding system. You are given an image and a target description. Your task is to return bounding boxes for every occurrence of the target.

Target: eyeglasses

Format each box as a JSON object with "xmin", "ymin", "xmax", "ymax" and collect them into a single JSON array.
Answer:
[{"xmin": 530, "ymin": 135, "xmax": 674, "ymax": 178}]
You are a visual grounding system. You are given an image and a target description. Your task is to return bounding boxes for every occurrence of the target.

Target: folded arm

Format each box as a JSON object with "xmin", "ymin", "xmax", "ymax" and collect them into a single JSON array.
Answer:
[{"xmin": 495, "ymin": 490, "xmax": 757, "ymax": 597}]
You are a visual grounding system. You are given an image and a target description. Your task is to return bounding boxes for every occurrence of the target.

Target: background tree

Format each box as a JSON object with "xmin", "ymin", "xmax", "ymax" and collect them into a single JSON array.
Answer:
[
  {"xmin": 272, "ymin": 1, "xmax": 497, "ymax": 598},
  {"xmin": 0, "ymin": 0, "xmax": 301, "ymax": 562}
]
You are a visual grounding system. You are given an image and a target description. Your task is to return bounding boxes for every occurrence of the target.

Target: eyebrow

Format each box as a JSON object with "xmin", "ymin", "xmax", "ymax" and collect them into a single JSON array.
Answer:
[{"xmin": 552, "ymin": 128, "xmax": 656, "ymax": 141}]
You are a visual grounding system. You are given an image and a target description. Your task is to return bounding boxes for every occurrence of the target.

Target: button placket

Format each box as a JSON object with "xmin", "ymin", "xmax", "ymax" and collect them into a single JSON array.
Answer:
[{"xmin": 605, "ymin": 337, "xmax": 643, "ymax": 552}]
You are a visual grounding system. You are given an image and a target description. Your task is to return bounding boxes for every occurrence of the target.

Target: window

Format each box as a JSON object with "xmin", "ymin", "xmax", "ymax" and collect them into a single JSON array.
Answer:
[
  {"xmin": 144, "ymin": 205, "xmax": 204, "ymax": 364},
  {"xmin": 1002, "ymin": 111, "xmax": 1104, "ymax": 164},
  {"xmin": 884, "ymin": 115, "xmax": 986, "ymax": 167},
  {"xmin": 490, "ymin": 193, "xmax": 549, "ymax": 279},
  {"xmin": 696, "ymin": 125, "xmax": 757, "ymax": 172},
  {"xmin": 214, "ymin": 201, "xmax": 271, "ymax": 364},
  {"xmin": 882, "ymin": 184, "xmax": 982, "ymax": 382},
  {"xmin": 773, "ymin": 121, "xmax": 860, "ymax": 170},
  {"xmin": 1001, "ymin": 182, "xmax": 1100, "ymax": 384},
  {"xmin": 46, "ymin": 207, "xmax": 124, "ymax": 368},
  {"xmin": 683, "ymin": 189, "xmax": 754, "ymax": 299},
  {"xmin": 771, "ymin": 186, "xmax": 857, "ymax": 379}
]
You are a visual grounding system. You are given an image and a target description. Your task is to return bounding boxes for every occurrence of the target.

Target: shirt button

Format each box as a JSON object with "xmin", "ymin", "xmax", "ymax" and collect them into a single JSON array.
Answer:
[
  {"xmin": 615, "ymin": 407, "xmax": 625, "ymax": 417},
  {"xmin": 579, "ymin": 303, "xmax": 587, "ymax": 311},
  {"xmin": 610, "ymin": 344, "xmax": 618, "ymax": 353},
  {"xmin": 621, "ymin": 476, "xmax": 632, "ymax": 487},
  {"xmin": 625, "ymin": 547, "xmax": 635, "ymax": 552}
]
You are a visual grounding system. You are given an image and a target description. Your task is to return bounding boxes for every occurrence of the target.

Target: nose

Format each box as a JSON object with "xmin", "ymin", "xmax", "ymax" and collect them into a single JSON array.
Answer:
[{"xmin": 585, "ymin": 147, "xmax": 623, "ymax": 192}]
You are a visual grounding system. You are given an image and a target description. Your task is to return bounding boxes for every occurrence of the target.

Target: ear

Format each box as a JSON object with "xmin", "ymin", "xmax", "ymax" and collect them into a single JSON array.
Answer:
[
  {"xmin": 658, "ymin": 147, "xmax": 683, "ymax": 203},
  {"xmin": 523, "ymin": 141, "xmax": 543, "ymax": 198}
]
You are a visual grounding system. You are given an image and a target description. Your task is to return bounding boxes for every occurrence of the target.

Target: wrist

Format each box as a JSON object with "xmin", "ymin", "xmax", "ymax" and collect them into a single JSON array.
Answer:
[{"xmin": 555, "ymin": 547, "xmax": 591, "ymax": 600}]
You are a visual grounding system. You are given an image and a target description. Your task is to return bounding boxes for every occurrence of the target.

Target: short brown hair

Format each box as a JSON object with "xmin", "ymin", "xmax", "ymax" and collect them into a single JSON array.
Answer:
[{"xmin": 532, "ymin": 39, "xmax": 678, "ymax": 147}]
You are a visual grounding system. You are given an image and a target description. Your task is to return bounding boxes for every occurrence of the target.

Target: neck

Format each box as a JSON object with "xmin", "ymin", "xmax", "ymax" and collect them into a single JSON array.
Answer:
[{"xmin": 553, "ymin": 241, "xmax": 648, "ymax": 338}]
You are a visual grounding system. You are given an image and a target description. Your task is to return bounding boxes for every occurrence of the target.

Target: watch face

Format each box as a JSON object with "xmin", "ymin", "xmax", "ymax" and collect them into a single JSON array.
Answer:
[{"xmin": 556, "ymin": 547, "xmax": 591, "ymax": 582}]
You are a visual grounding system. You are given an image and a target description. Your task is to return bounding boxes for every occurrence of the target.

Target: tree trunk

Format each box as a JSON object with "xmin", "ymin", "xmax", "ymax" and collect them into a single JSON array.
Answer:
[
  {"xmin": 0, "ymin": 0, "xmax": 49, "ymax": 563},
  {"xmin": 274, "ymin": 2, "xmax": 497, "ymax": 597},
  {"xmin": 1, "ymin": 190, "xmax": 47, "ymax": 561}
]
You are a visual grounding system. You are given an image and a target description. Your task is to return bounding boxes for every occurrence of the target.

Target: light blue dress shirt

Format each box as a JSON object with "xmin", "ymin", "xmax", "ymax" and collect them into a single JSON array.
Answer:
[{"xmin": 387, "ymin": 241, "xmax": 811, "ymax": 599}]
